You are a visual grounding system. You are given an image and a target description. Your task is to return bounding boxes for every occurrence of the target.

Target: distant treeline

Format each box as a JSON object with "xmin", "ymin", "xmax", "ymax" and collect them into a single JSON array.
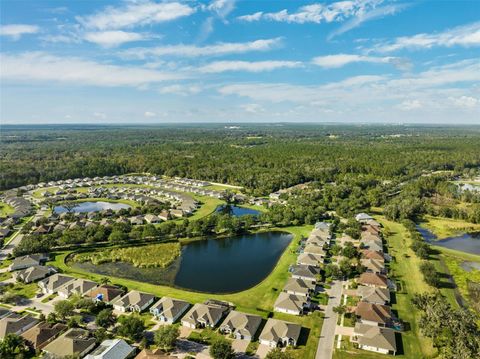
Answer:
[{"xmin": 2, "ymin": 125, "xmax": 480, "ymax": 196}]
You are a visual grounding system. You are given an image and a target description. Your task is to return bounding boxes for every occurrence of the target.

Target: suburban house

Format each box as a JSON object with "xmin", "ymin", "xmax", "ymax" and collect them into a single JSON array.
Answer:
[
  {"xmin": 357, "ymin": 273, "xmax": 389, "ymax": 289},
  {"xmin": 13, "ymin": 265, "xmax": 55, "ymax": 283},
  {"xmin": 274, "ymin": 292, "xmax": 309, "ymax": 316},
  {"xmin": 21, "ymin": 322, "xmax": 67, "ymax": 350},
  {"xmin": 258, "ymin": 319, "xmax": 301, "ymax": 348},
  {"xmin": 135, "ymin": 348, "xmax": 175, "ymax": 359},
  {"xmin": 303, "ymin": 244, "xmax": 326, "ymax": 257},
  {"xmin": 170, "ymin": 209, "xmax": 184, "ymax": 218},
  {"xmin": 58, "ymin": 278, "xmax": 98, "ymax": 299},
  {"xmin": 85, "ymin": 285, "xmax": 124, "ymax": 304},
  {"xmin": 9, "ymin": 253, "xmax": 49, "ymax": 271},
  {"xmin": 85, "ymin": 339, "xmax": 135, "ymax": 359},
  {"xmin": 355, "ymin": 302, "xmax": 393, "ymax": 327},
  {"xmin": 297, "ymin": 253, "xmax": 324, "ymax": 267},
  {"xmin": 149, "ymin": 297, "xmax": 190, "ymax": 324},
  {"xmin": 113, "ymin": 291, "xmax": 155, "ymax": 313},
  {"xmin": 129, "ymin": 216, "xmax": 144, "ymax": 225},
  {"xmin": 282, "ymin": 277, "xmax": 316, "ymax": 297},
  {"xmin": 0, "ymin": 313, "xmax": 38, "ymax": 339},
  {"xmin": 144, "ymin": 214, "xmax": 160, "ymax": 224},
  {"xmin": 355, "ymin": 213, "xmax": 374, "ymax": 222},
  {"xmin": 352, "ymin": 323, "xmax": 397, "ymax": 355},
  {"xmin": 43, "ymin": 328, "xmax": 96, "ymax": 358},
  {"xmin": 357, "ymin": 286, "xmax": 391, "ymax": 305},
  {"xmin": 219, "ymin": 311, "xmax": 262, "ymax": 341},
  {"xmin": 361, "ymin": 258, "xmax": 386, "ymax": 274},
  {"xmin": 158, "ymin": 211, "xmax": 170, "ymax": 221},
  {"xmin": 290, "ymin": 265, "xmax": 320, "ymax": 282},
  {"xmin": 361, "ymin": 250, "xmax": 385, "ymax": 261},
  {"xmin": 38, "ymin": 274, "xmax": 76, "ymax": 294},
  {"xmin": 181, "ymin": 303, "xmax": 227, "ymax": 329}
]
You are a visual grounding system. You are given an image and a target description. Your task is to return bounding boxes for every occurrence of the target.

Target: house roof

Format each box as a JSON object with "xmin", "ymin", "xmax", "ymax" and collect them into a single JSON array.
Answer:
[
  {"xmin": 283, "ymin": 278, "xmax": 315, "ymax": 295},
  {"xmin": 150, "ymin": 297, "xmax": 189, "ymax": 321},
  {"xmin": 86, "ymin": 285, "xmax": 124, "ymax": 302},
  {"xmin": 21, "ymin": 322, "xmax": 67, "ymax": 349},
  {"xmin": 360, "ymin": 258, "xmax": 385, "ymax": 273},
  {"xmin": 10, "ymin": 253, "xmax": 47, "ymax": 270},
  {"xmin": 13, "ymin": 265, "xmax": 53, "ymax": 283},
  {"xmin": 357, "ymin": 286, "xmax": 391, "ymax": 304},
  {"xmin": 58, "ymin": 278, "xmax": 97, "ymax": 296},
  {"xmin": 135, "ymin": 349, "xmax": 175, "ymax": 359},
  {"xmin": 361, "ymin": 250, "xmax": 385, "ymax": 261},
  {"xmin": 0, "ymin": 313, "xmax": 38, "ymax": 339},
  {"xmin": 114, "ymin": 290, "xmax": 155, "ymax": 308},
  {"xmin": 38, "ymin": 274, "xmax": 75, "ymax": 292},
  {"xmin": 357, "ymin": 273, "xmax": 388, "ymax": 288},
  {"xmin": 354, "ymin": 323, "xmax": 397, "ymax": 352},
  {"xmin": 303, "ymin": 245, "xmax": 326, "ymax": 256},
  {"xmin": 85, "ymin": 338, "xmax": 135, "ymax": 359},
  {"xmin": 182, "ymin": 303, "xmax": 225, "ymax": 327},
  {"xmin": 355, "ymin": 302, "xmax": 392, "ymax": 325},
  {"xmin": 290, "ymin": 265, "xmax": 320, "ymax": 279},
  {"xmin": 274, "ymin": 292, "xmax": 306, "ymax": 313},
  {"xmin": 43, "ymin": 328, "xmax": 96, "ymax": 357},
  {"xmin": 297, "ymin": 253, "xmax": 323, "ymax": 266},
  {"xmin": 259, "ymin": 319, "xmax": 301, "ymax": 343},
  {"xmin": 220, "ymin": 311, "xmax": 262, "ymax": 338}
]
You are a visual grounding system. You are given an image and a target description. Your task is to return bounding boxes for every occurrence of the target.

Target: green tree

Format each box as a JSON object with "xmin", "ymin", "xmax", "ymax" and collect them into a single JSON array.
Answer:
[
  {"xmin": 54, "ymin": 300, "xmax": 75, "ymax": 319},
  {"xmin": 209, "ymin": 338, "xmax": 235, "ymax": 359},
  {"xmin": 117, "ymin": 315, "xmax": 145, "ymax": 341},
  {"xmin": 154, "ymin": 325, "xmax": 180, "ymax": 351},
  {"xmin": 0, "ymin": 333, "xmax": 30, "ymax": 359},
  {"xmin": 96, "ymin": 309, "xmax": 116, "ymax": 328},
  {"xmin": 266, "ymin": 348, "xmax": 294, "ymax": 359}
]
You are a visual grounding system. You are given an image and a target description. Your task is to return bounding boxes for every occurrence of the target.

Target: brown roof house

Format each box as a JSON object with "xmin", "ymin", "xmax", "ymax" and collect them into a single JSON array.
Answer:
[
  {"xmin": 43, "ymin": 328, "xmax": 96, "ymax": 358},
  {"xmin": 135, "ymin": 349, "xmax": 175, "ymax": 359},
  {"xmin": 259, "ymin": 319, "xmax": 301, "ymax": 348},
  {"xmin": 282, "ymin": 278, "xmax": 316, "ymax": 297},
  {"xmin": 219, "ymin": 310, "xmax": 262, "ymax": 341},
  {"xmin": 352, "ymin": 323, "xmax": 397, "ymax": 355},
  {"xmin": 274, "ymin": 292, "xmax": 309, "ymax": 316},
  {"xmin": 113, "ymin": 290, "xmax": 155, "ymax": 313},
  {"xmin": 85, "ymin": 285, "xmax": 124, "ymax": 304},
  {"xmin": 357, "ymin": 286, "xmax": 391, "ymax": 305},
  {"xmin": 21, "ymin": 322, "xmax": 67, "ymax": 350},
  {"xmin": 355, "ymin": 302, "xmax": 393, "ymax": 327},
  {"xmin": 0, "ymin": 313, "xmax": 38, "ymax": 339},
  {"xmin": 149, "ymin": 297, "xmax": 190, "ymax": 324},
  {"xmin": 361, "ymin": 258, "xmax": 386, "ymax": 274},
  {"xmin": 181, "ymin": 303, "xmax": 227, "ymax": 329},
  {"xmin": 361, "ymin": 250, "xmax": 385, "ymax": 262},
  {"xmin": 357, "ymin": 273, "xmax": 389, "ymax": 289}
]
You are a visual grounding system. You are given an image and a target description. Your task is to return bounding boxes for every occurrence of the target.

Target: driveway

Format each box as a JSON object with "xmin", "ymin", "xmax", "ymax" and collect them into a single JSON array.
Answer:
[
  {"xmin": 335, "ymin": 325, "xmax": 354, "ymax": 336},
  {"xmin": 255, "ymin": 344, "xmax": 272, "ymax": 359},
  {"xmin": 232, "ymin": 339, "xmax": 249, "ymax": 353},
  {"xmin": 315, "ymin": 280, "xmax": 343, "ymax": 359},
  {"xmin": 173, "ymin": 339, "xmax": 209, "ymax": 358}
]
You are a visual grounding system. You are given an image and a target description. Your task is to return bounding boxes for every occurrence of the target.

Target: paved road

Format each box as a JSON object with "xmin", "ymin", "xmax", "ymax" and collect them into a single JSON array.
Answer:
[
  {"xmin": 0, "ymin": 233, "xmax": 24, "ymax": 260},
  {"xmin": 316, "ymin": 280, "xmax": 343, "ymax": 359}
]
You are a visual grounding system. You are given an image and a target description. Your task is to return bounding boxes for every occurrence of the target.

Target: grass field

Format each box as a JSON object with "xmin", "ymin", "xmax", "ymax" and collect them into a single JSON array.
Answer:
[
  {"xmin": 419, "ymin": 215, "xmax": 480, "ymax": 239},
  {"xmin": 0, "ymin": 201, "xmax": 15, "ymax": 217}
]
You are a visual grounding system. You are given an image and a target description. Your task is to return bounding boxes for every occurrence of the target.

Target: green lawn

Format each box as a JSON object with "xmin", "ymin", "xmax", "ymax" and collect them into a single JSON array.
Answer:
[
  {"xmin": 6, "ymin": 282, "xmax": 38, "ymax": 299},
  {"xmin": 0, "ymin": 201, "xmax": 15, "ymax": 217},
  {"xmin": 419, "ymin": 215, "xmax": 480, "ymax": 239},
  {"xmin": 334, "ymin": 216, "xmax": 437, "ymax": 359}
]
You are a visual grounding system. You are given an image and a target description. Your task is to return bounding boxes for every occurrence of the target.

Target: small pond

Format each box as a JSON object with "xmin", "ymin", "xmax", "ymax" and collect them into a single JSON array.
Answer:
[
  {"xmin": 72, "ymin": 231, "xmax": 292, "ymax": 293},
  {"xmin": 215, "ymin": 204, "xmax": 260, "ymax": 217},
  {"xmin": 416, "ymin": 225, "xmax": 480, "ymax": 255},
  {"xmin": 54, "ymin": 201, "xmax": 131, "ymax": 214}
]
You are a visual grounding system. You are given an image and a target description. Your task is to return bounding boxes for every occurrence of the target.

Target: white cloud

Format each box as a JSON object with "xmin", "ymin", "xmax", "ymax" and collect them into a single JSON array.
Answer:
[
  {"xmin": 77, "ymin": 1, "xmax": 195, "ymax": 30},
  {"xmin": 207, "ymin": 0, "xmax": 236, "ymax": 19},
  {"xmin": 84, "ymin": 31, "xmax": 147, "ymax": 47},
  {"xmin": 144, "ymin": 111, "xmax": 156, "ymax": 118},
  {"xmin": 373, "ymin": 21, "xmax": 480, "ymax": 52},
  {"xmin": 328, "ymin": 3, "xmax": 407, "ymax": 39},
  {"xmin": 0, "ymin": 52, "xmax": 184, "ymax": 88},
  {"xmin": 121, "ymin": 38, "xmax": 282, "ymax": 59},
  {"xmin": 237, "ymin": 0, "xmax": 383, "ymax": 24},
  {"xmin": 241, "ymin": 103, "xmax": 265, "ymax": 113},
  {"xmin": 93, "ymin": 112, "xmax": 107, "ymax": 119},
  {"xmin": 0, "ymin": 24, "xmax": 40, "ymax": 40},
  {"xmin": 396, "ymin": 99, "xmax": 422, "ymax": 111},
  {"xmin": 198, "ymin": 60, "xmax": 302, "ymax": 73},
  {"xmin": 449, "ymin": 96, "xmax": 479, "ymax": 109},
  {"xmin": 159, "ymin": 84, "xmax": 202, "ymax": 96},
  {"xmin": 312, "ymin": 54, "xmax": 408, "ymax": 69}
]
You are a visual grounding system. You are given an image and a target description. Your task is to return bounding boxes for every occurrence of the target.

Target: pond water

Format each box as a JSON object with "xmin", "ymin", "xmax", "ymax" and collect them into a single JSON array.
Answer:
[
  {"xmin": 54, "ymin": 201, "xmax": 131, "ymax": 214},
  {"xmin": 416, "ymin": 225, "xmax": 480, "ymax": 255},
  {"xmin": 72, "ymin": 231, "xmax": 292, "ymax": 293},
  {"xmin": 215, "ymin": 204, "xmax": 260, "ymax": 217}
]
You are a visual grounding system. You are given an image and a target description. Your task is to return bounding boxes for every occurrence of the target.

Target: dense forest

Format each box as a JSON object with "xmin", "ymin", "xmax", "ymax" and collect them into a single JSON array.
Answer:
[{"xmin": 2, "ymin": 124, "xmax": 480, "ymax": 196}]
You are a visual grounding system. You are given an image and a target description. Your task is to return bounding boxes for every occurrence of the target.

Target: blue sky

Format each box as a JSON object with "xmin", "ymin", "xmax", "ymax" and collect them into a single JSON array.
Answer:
[{"xmin": 1, "ymin": 0, "xmax": 479, "ymax": 124}]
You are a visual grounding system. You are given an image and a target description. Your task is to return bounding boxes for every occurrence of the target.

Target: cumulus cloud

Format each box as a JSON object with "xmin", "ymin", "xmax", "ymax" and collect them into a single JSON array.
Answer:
[
  {"xmin": 144, "ymin": 111, "xmax": 156, "ymax": 118},
  {"xmin": 120, "ymin": 38, "xmax": 283, "ymax": 59},
  {"xmin": 396, "ymin": 100, "xmax": 422, "ymax": 111},
  {"xmin": 449, "ymin": 96, "xmax": 479, "ymax": 109},
  {"xmin": 372, "ymin": 21, "xmax": 480, "ymax": 52},
  {"xmin": 0, "ymin": 24, "xmax": 40, "ymax": 40},
  {"xmin": 198, "ymin": 60, "xmax": 302, "ymax": 73},
  {"xmin": 77, "ymin": 1, "xmax": 195, "ymax": 30},
  {"xmin": 84, "ymin": 30, "xmax": 147, "ymax": 47},
  {"xmin": 241, "ymin": 103, "xmax": 265, "ymax": 113},
  {"xmin": 159, "ymin": 84, "xmax": 202, "ymax": 96},
  {"xmin": 312, "ymin": 54, "xmax": 411, "ymax": 70},
  {"xmin": 0, "ymin": 52, "xmax": 184, "ymax": 88}
]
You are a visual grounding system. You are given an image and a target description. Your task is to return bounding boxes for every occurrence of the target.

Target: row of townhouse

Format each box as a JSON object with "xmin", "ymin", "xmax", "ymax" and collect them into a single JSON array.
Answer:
[
  {"xmin": 348, "ymin": 213, "xmax": 400, "ymax": 356},
  {"xmin": 273, "ymin": 222, "xmax": 332, "ymax": 316}
]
